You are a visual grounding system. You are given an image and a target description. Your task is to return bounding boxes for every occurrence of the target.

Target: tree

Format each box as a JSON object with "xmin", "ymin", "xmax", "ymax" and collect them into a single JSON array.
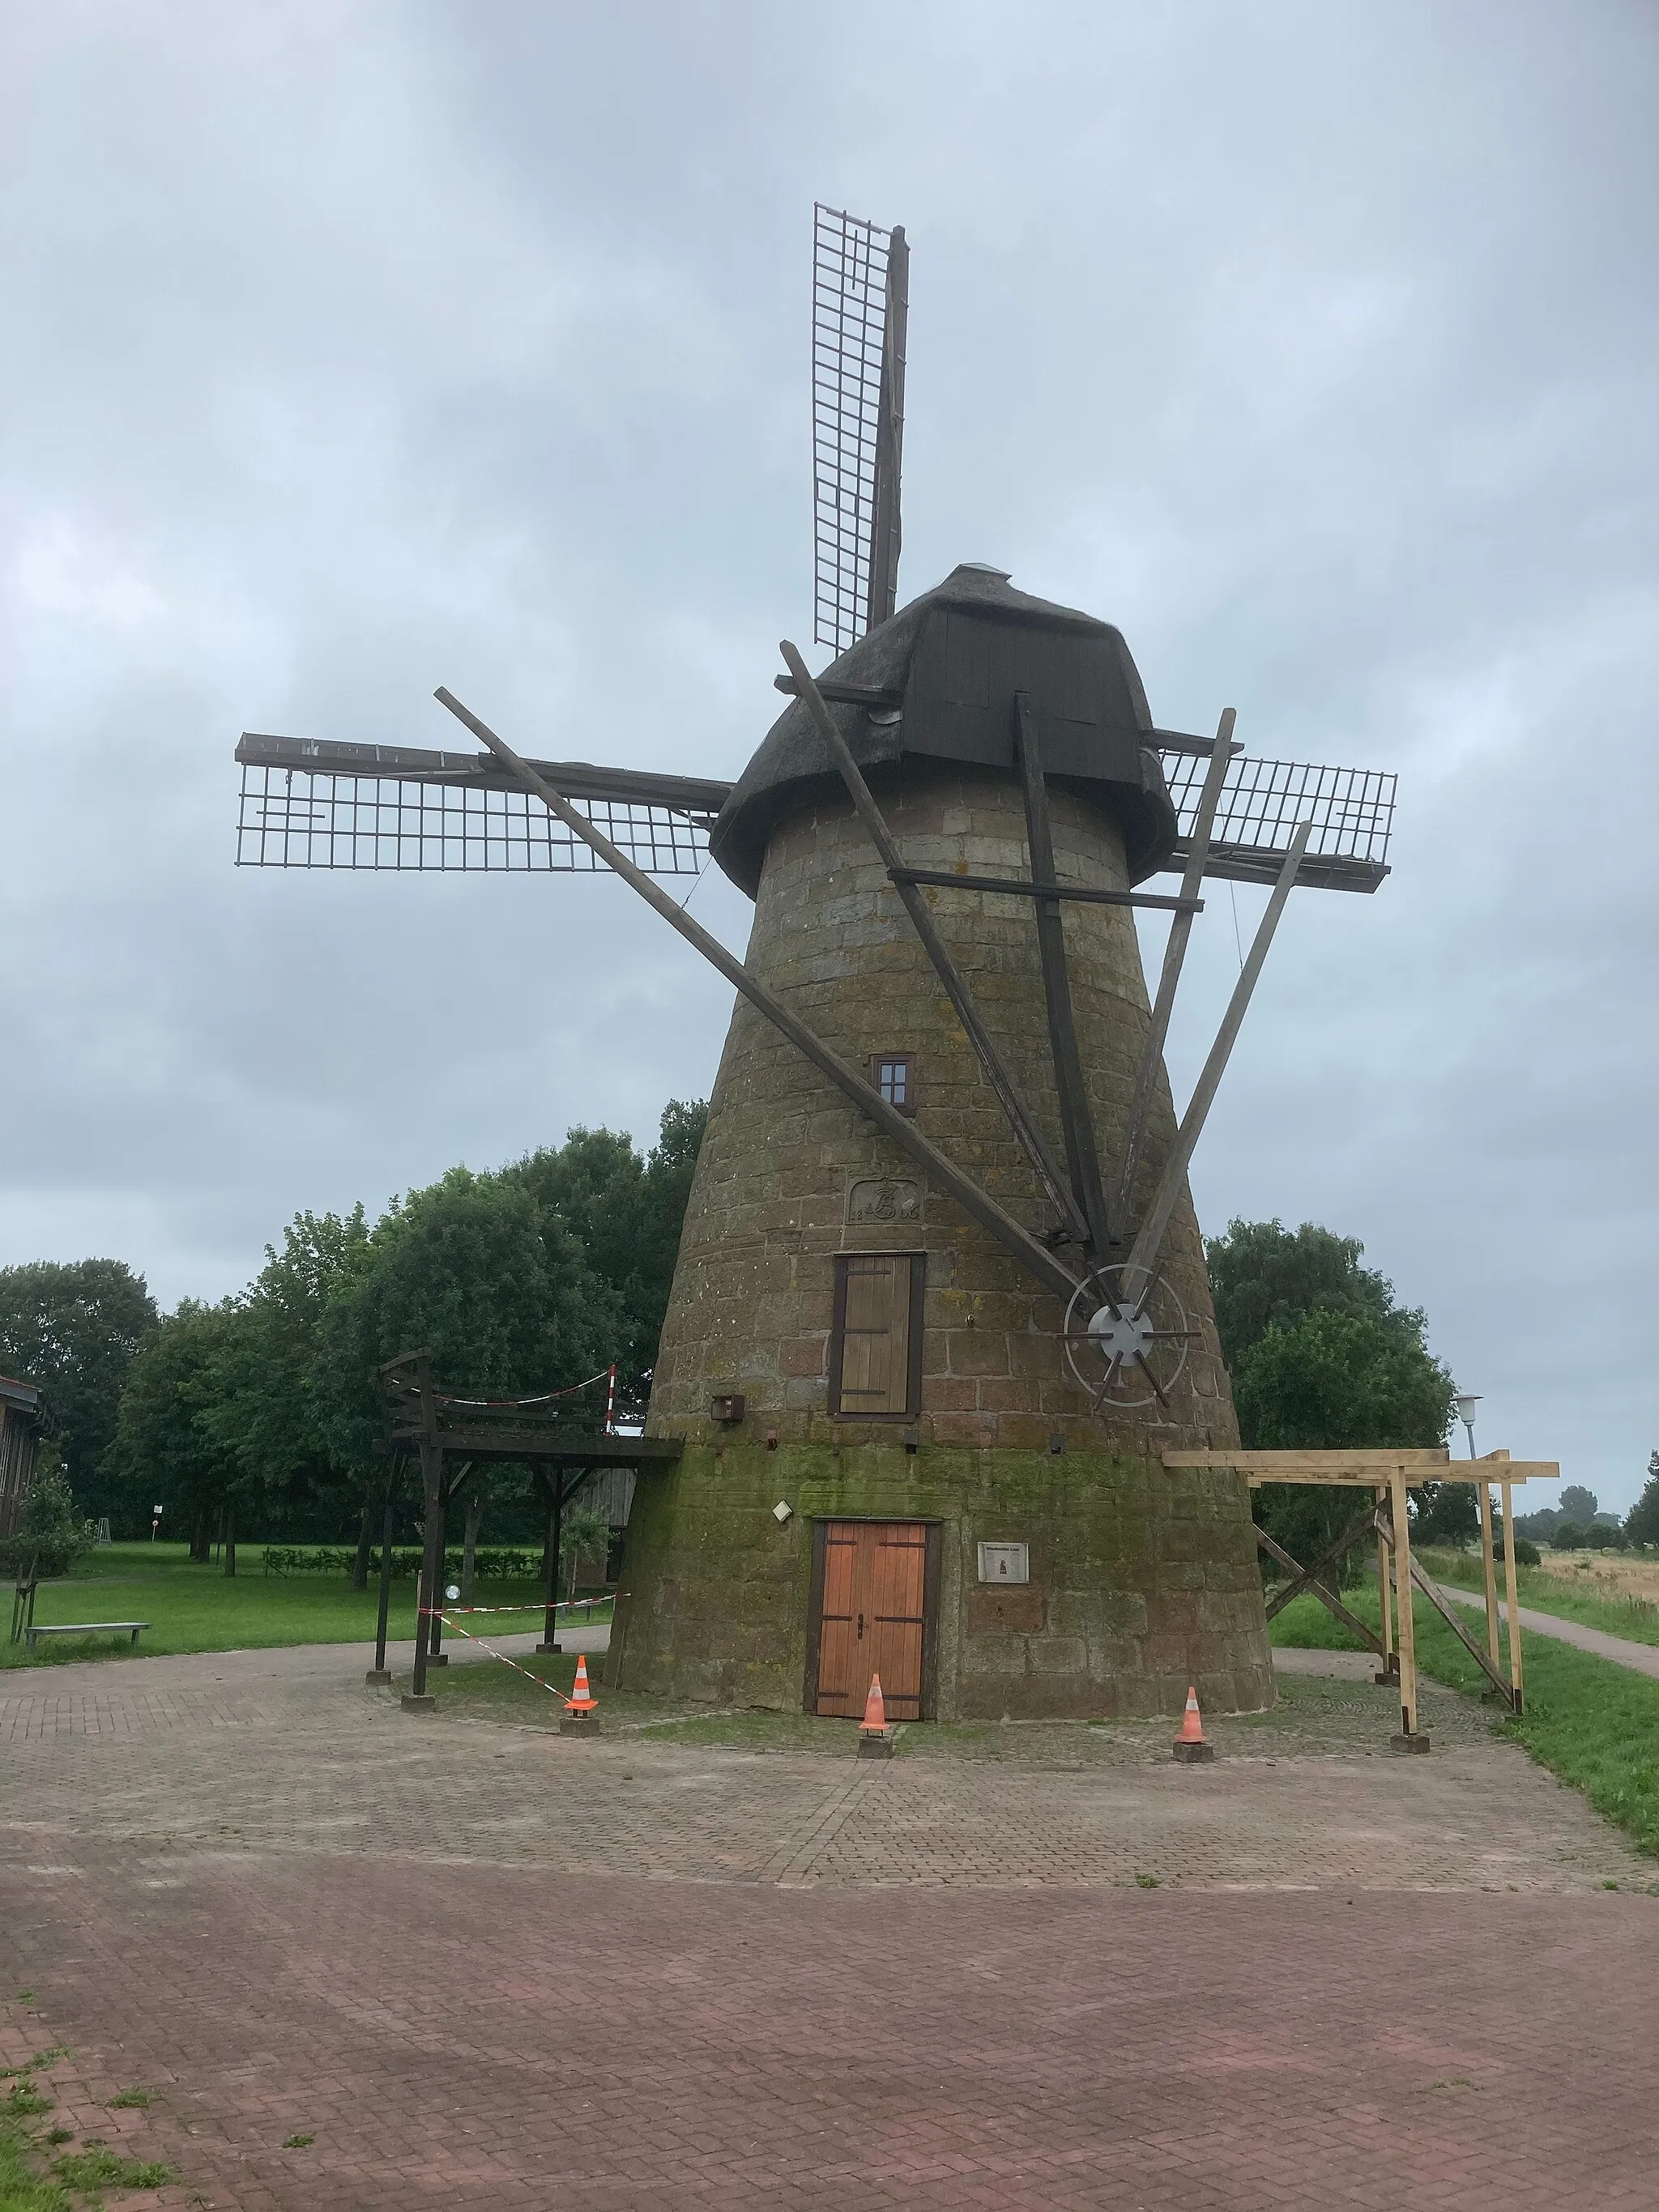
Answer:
[
  {"xmin": 1626, "ymin": 1452, "xmax": 1659, "ymax": 1548},
  {"xmin": 1208, "ymin": 1220, "xmax": 1455, "ymax": 1584},
  {"xmin": 500, "ymin": 1098, "xmax": 706, "ymax": 1411},
  {"xmin": 196, "ymin": 1208, "xmax": 374, "ymax": 1572},
  {"xmin": 321, "ymin": 1169, "xmax": 621, "ymax": 1465},
  {"xmin": 103, "ymin": 1301, "xmax": 244, "ymax": 1552},
  {"xmin": 1559, "ymin": 1483, "xmax": 1600, "ymax": 1525},
  {"xmin": 0, "ymin": 1259, "xmax": 158, "ymax": 1516},
  {"xmin": 1551, "ymin": 1520, "xmax": 1587, "ymax": 1551},
  {"xmin": 0, "ymin": 1456, "xmax": 96, "ymax": 1579}
]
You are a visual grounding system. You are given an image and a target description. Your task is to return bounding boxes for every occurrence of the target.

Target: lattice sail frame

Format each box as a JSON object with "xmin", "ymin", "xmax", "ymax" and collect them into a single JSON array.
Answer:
[
  {"xmin": 237, "ymin": 744, "xmax": 1394, "ymax": 885},
  {"xmin": 237, "ymin": 763, "xmax": 711, "ymax": 874},
  {"xmin": 812, "ymin": 204, "xmax": 897, "ymax": 657}
]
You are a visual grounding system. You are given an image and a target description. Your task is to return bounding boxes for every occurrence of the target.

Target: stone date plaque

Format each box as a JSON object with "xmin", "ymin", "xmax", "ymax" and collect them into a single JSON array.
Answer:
[{"xmin": 847, "ymin": 1177, "xmax": 922, "ymax": 1224}]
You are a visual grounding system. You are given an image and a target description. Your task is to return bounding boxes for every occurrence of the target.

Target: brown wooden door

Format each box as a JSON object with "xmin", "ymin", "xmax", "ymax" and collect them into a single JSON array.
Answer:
[{"xmin": 814, "ymin": 1521, "xmax": 928, "ymax": 1720}]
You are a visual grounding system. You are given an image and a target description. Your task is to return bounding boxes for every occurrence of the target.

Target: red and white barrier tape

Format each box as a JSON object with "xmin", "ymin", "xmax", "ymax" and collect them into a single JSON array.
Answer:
[
  {"xmin": 426, "ymin": 1610, "xmax": 572, "ymax": 1697},
  {"xmin": 416, "ymin": 1596, "xmax": 609, "ymax": 1618}
]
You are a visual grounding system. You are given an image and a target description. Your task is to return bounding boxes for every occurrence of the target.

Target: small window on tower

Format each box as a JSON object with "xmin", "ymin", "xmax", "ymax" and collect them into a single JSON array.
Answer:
[{"xmin": 870, "ymin": 1053, "xmax": 915, "ymax": 1116}]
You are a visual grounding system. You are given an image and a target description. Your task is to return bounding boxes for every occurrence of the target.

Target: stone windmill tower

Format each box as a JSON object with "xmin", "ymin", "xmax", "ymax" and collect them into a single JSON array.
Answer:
[{"xmin": 236, "ymin": 206, "xmax": 1394, "ymax": 1722}]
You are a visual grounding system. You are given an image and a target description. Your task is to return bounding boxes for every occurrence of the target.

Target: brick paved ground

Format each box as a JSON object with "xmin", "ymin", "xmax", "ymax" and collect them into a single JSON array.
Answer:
[{"xmin": 4, "ymin": 1643, "xmax": 1658, "ymax": 2210}]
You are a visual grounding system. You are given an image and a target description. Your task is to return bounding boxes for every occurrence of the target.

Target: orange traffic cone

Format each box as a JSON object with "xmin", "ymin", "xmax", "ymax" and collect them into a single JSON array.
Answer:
[
  {"xmin": 560, "ymin": 1654, "xmax": 600, "ymax": 1735},
  {"xmin": 857, "ymin": 1673, "xmax": 895, "ymax": 1759},
  {"xmin": 1172, "ymin": 1685, "xmax": 1214, "ymax": 1764}
]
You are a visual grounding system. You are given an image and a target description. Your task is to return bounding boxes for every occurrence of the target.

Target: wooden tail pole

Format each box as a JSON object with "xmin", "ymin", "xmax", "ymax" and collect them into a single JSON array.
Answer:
[
  {"xmin": 1124, "ymin": 820, "xmax": 1313, "ymax": 1289},
  {"xmin": 1116, "ymin": 710, "xmax": 1235, "ymax": 1219},
  {"xmin": 1374, "ymin": 1485, "xmax": 1396, "ymax": 1684},
  {"xmin": 778, "ymin": 641, "xmax": 1088, "ymax": 1246},
  {"xmin": 433, "ymin": 688, "xmax": 1085, "ymax": 1309}
]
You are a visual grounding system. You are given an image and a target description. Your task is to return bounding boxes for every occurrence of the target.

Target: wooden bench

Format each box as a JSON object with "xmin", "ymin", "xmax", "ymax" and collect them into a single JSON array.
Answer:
[{"xmin": 24, "ymin": 1621, "xmax": 149, "ymax": 1652}]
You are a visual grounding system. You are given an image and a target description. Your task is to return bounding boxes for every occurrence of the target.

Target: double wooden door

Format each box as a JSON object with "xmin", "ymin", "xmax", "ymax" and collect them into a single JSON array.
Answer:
[{"xmin": 813, "ymin": 1520, "xmax": 929, "ymax": 1720}]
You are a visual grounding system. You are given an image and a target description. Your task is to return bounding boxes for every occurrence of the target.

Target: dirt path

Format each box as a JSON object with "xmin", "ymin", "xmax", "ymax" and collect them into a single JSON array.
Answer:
[{"xmin": 1441, "ymin": 1582, "xmax": 1659, "ymax": 1678}]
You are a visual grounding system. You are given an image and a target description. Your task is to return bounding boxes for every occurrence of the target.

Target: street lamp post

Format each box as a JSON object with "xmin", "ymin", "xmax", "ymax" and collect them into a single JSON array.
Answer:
[{"xmin": 1456, "ymin": 1391, "xmax": 1501, "ymax": 1676}]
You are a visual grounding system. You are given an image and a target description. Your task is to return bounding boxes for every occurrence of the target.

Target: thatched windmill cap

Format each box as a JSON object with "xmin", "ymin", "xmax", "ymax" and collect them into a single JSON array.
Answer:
[{"xmin": 710, "ymin": 564, "xmax": 1179, "ymax": 897}]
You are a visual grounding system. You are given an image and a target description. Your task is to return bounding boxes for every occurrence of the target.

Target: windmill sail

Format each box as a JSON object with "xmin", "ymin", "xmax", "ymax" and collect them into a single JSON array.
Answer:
[
  {"xmin": 235, "ymin": 730, "xmax": 1392, "ymax": 889},
  {"xmin": 812, "ymin": 205, "xmax": 907, "ymax": 656}
]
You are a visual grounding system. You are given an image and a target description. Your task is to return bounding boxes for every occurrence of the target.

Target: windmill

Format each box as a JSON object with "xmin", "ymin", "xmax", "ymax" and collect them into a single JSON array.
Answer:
[{"xmin": 235, "ymin": 205, "xmax": 1394, "ymax": 1722}]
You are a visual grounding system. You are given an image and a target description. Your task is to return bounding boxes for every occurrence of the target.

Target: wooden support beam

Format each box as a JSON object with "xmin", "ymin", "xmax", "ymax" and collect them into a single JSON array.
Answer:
[
  {"xmin": 1254, "ymin": 1523, "xmax": 1384, "ymax": 1654},
  {"xmin": 778, "ymin": 641, "xmax": 1087, "ymax": 1247},
  {"xmin": 1501, "ymin": 1477, "xmax": 1524, "ymax": 1712},
  {"xmin": 1375, "ymin": 1485, "xmax": 1397, "ymax": 1683},
  {"xmin": 436, "ymin": 687, "xmax": 1085, "ymax": 1309},
  {"xmin": 1478, "ymin": 1481, "xmax": 1501, "ymax": 1677},
  {"xmin": 1405, "ymin": 1549, "xmax": 1512, "ymax": 1699},
  {"xmin": 1260, "ymin": 1499, "xmax": 1381, "ymax": 1622},
  {"xmin": 889, "ymin": 868, "xmax": 1202, "ymax": 916},
  {"xmin": 1125, "ymin": 821, "xmax": 1311, "ymax": 1288},
  {"xmin": 1013, "ymin": 691, "xmax": 1115, "ymax": 1256},
  {"xmin": 1116, "ymin": 710, "xmax": 1235, "ymax": 1221},
  {"xmin": 1389, "ymin": 1473, "xmax": 1422, "ymax": 1744}
]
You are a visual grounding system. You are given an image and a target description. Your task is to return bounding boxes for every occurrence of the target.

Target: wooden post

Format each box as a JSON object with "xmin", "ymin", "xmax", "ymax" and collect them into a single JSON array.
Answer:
[
  {"xmin": 1388, "ymin": 1470, "xmax": 1427, "ymax": 1749},
  {"xmin": 536, "ymin": 1468, "xmax": 564, "ymax": 1656},
  {"xmin": 407, "ymin": 1434, "xmax": 443, "ymax": 1707},
  {"xmin": 1501, "ymin": 1476, "xmax": 1523, "ymax": 1712},
  {"xmin": 367, "ymin": 1467, "xmax": 398, "ymax": 1686},
  {"xmin": 1374, "ymin": 1485, "xmax": 1397, "ymax": 1685},
  {"xmin": 1478, "ymin": 1481, "xmax": 1501, "ymax": 1677}
]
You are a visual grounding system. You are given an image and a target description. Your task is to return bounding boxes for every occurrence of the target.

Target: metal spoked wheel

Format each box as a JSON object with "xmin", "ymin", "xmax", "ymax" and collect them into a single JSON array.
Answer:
[{"xmin": 1063, "ymin": 1264, "xmax": 1196, "ymax": 1413}]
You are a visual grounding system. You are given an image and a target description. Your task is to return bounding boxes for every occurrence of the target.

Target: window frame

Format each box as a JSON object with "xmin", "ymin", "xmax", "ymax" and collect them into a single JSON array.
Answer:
[
  {"xmin": 868, "ymin": 1051, "xmax": 917, "ymax": 1117},
  {"xmin": 828, "ymin": 1249, "xmax": 928, "ymax": 1421}
]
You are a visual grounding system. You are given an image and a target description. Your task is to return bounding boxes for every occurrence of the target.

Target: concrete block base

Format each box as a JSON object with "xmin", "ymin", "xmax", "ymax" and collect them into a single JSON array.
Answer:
[
  {"xmin": 400, "ymin": 1694, "xmax": 437, "ymax": 1713},
  {"xmin": 535, "ymin": 1642, "xmax": 562, "ymax": 1656},
  {"xmin": 1172, "ymin": 1740, "xmax": 1215, "ymax": 1764},
  {"xmin": 363, "ymin": 1669, "xmax": 393, "ymax": 1686},
  {"xmin": 559, "ymin": 1711, "xmax": 600, "ymax": 1737},
  {"xmin": 1389, "ymin": 1732, "xmax": 1431, "ymax": 1755},
  {"xmin": 857, "ymin": 1729, "xmax": 897, "ymax": 1759}
]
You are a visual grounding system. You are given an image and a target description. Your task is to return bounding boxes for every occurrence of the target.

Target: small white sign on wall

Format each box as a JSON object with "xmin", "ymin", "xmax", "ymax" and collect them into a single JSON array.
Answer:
[{"xmin": 977, "ymin": 1541, "xmax": 1029, "ymax": 1584}]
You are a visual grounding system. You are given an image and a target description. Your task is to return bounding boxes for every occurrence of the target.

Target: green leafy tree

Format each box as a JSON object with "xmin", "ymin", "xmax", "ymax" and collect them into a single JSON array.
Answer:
[
  {"xmin": 196, "ymin": 1208, "xmax": 374, "ymax": 1568},
  {"xmin": 0, "ymin": 1259, "xmax": 158, "ymax": 1516},
  {"xmin": 321, "ymin": 1169, "xmax": 621, "ymax": 1467},
  {"xmin": 1558, "ymin": 1483, "xmax": 1600, "ymax": 1525},
  {"xmin": 0, "ymin": 1455, "xmax": 96, "ymax": 1578},
  {"xmin": 102, "ymin": 1301, "xmax": 244, "ymax": 1549},
  {"xmin": 501, "ymin": 1098, "xmax": 706, "ymax": 1411},
  {"xmin": 1626, "ymin": 1453, "xmax": 1659, "ymax": 1548},
  {"xmin": 1208, "ymin": 1219, "xmax": 1456, "ymax": 1583},
  {"xmin": 1551, "ymin": 1519, "xmax": 1587, "ymax": 1551}
]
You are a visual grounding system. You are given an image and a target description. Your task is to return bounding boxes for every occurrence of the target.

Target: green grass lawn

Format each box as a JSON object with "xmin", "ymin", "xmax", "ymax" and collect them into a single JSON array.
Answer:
[
  {"xmin": 2, "ymin": 1543, "xmax": 591, "ymax": 1673},
  {"xmin": 1271, "ymin": 1586, "xmax": 1659, "ymax": 1859},
  {"xmin": 1413, "ymin": 1545, "xmax": 1659, "ymax": 1649}
]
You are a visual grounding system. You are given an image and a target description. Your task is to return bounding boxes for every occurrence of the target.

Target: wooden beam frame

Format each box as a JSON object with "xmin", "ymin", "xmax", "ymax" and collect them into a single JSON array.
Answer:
[
  {"xmin": 778, "ymin": 642, "xmax": 1089, "ymax": 1247},
  {"xmin": 1253, "ymin": 1517, "xmax": 1383, "ymax": 1654},
  {"xmin": 1177, "ymin": 1445, "xmax": 1559, "ymax": 1735},
  {"xmin": 1116, "ymin": 710, "xmax": 1235, "ymax": 1220},
  {"xmin": 1124, "ymin": 821, "xmax": 1311, "ymax": 1288},
  {"xmin": 436, "ymin": 685, "xmax": 1085, "ymax": 1309}
]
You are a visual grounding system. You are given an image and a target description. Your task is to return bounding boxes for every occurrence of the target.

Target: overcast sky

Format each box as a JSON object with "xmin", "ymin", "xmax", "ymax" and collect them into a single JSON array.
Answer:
[{"xmin": 3, "ymin": 2, "xmax": 1655, "ymax": 1503}]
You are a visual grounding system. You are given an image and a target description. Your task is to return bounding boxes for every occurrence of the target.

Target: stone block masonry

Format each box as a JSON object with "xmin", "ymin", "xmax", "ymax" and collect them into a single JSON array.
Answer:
[{"xmin": 621, "ymin": 768, "xmax": 1273, "ymax": 1719}]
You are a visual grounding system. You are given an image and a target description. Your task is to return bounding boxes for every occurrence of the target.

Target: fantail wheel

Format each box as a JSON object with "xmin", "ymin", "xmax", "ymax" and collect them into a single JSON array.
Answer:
[{"xmin": 1063, "ymin": 1264, "xmax": 1196, "ymax": 1413}]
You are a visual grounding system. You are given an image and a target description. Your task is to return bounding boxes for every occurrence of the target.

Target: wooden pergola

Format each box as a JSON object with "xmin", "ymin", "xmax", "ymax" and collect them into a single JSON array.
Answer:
[
  {"xmin": 1164, "ymin": 1447, "xmax": 1559, "ymax": 1747},
  {"xmin": 372, "ymin": 1352, "xmax": 681, "ymax": 1705}
]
